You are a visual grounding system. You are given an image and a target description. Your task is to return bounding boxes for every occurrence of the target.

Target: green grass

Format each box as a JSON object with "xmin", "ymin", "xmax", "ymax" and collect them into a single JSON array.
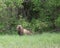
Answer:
[{"xmin": 0, "ymin": 33, "xmax": 60, "ymax": 48}]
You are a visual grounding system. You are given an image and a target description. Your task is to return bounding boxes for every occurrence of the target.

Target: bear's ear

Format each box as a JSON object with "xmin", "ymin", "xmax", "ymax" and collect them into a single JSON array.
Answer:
[{"xmin": 17, "ymin": 25, "xmax": 22, "ymax": 28}]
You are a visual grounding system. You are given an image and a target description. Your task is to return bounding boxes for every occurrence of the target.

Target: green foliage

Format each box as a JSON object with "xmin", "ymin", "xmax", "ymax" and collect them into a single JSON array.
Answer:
[
  {"xmin": 30, "ymin": 19, "xmax": 52, "ymax": 32},
  {"xmin": 0, "ymin": 33, "xmax": 60, "ymax": 48},
  {"xmin": 0, "ymin": 0, "xmax": 60, "ymax": 34},
  {"xmin": 55, "ymin": 16, "xmax": 60, "ymax": 27}
]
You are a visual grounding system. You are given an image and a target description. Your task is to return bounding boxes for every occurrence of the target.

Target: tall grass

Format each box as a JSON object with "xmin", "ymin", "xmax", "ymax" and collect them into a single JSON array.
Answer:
[{"xmin": 0, "ymin": 33, "xmax": 60, "ymax": 48}]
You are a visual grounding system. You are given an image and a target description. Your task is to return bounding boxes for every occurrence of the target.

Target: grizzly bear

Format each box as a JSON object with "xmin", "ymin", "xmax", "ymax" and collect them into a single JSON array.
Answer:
[{"xmin": 16, "ymin": 25, "xmax": 32, "ymax": 35}]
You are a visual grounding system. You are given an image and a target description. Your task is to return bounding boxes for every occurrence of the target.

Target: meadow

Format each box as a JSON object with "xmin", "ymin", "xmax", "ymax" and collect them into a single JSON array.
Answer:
[{"xmin": 0, "ymin": 33, "xmax": 60, "ymax": 48}]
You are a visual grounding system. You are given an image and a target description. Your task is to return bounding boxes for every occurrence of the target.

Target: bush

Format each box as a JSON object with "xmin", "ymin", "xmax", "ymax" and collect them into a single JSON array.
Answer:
[
  {"xmin": 30, "ymin": 19, "xmax": 51, "ymax": 33},
  {"xmin": 55, "ymin": 16, "xmax": 60, "ymax": 28}
]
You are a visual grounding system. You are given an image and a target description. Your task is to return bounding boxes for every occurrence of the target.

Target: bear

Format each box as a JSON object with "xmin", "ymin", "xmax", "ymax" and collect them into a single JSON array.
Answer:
[{"xmin": 16, "ymin": 25, "xmax": 32, "ymax": 35}]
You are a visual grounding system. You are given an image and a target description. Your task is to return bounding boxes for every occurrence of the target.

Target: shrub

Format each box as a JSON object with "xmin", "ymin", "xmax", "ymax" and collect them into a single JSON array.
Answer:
[
  {"xmin": 30, "ymin": 19, "xmax": 50, "ymax": 33},
  {"xmin": 55, "ymin": 16, "xmax": 60, "ymax": 28}
]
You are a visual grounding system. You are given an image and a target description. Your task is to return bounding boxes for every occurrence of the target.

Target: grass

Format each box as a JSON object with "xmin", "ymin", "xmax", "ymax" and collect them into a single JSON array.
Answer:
[{"xmin": 0, "ymin": 33, "xmax": 60, "ymax": 48}]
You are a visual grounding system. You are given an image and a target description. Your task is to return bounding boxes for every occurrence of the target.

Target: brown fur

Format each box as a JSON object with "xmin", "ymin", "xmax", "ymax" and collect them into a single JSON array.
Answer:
[{"xmin": 16, "ymin": 25, "xmax": 32, "ymax": 35}]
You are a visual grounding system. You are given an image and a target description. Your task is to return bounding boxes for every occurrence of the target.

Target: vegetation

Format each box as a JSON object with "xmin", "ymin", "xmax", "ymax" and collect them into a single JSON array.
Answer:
[
  {"xmin": 0, "ymin": 0, "xmax": 60, "ymax": 48},
  {"xmin": 0, "ymin": 0, "xmax": 60, "ymax": 33},
  {"xmin": 0, "ymin": 33, "xmax": 60, "ymax": 48}
]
